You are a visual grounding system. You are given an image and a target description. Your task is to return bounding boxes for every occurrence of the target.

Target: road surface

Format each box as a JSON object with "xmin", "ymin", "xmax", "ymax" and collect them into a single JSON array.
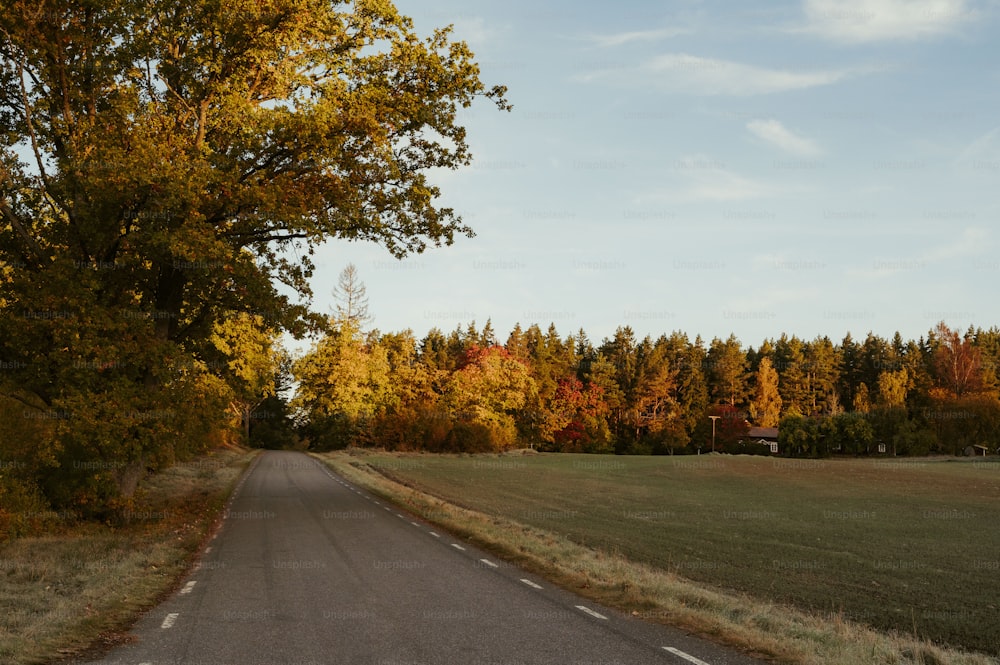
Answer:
[{"xmin": 78, "ymin": 450, "xmax": 765, "ymax": 665}]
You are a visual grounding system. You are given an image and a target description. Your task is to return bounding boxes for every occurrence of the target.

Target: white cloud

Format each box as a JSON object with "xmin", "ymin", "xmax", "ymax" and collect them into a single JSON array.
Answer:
[
  {"xmin": 747, "ymin": 119, "xmax": 823, "ymax": 157},
  {"xmin": 636, "ymin": 53, "xmax": 856, "ymax": 95},
  {"xmin": 588, "ymin": 28, "xmax": 688, "ymax": 48},
  {"xmin": 802, "ymin": 0, "xmax": 974, "ymax": 43}
]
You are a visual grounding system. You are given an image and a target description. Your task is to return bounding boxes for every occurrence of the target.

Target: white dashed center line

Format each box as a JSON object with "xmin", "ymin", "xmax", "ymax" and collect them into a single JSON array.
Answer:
[
  {"xmin": 180, "ymin": 581, "xmax": 197, "ymax": 594},
  {"xmin": 451, "ymin": 543, "xmax": 466, "ymax": 551},
  {"xmin": 575, "ymin": 605, "xmax": 608, "ymax": 620},
  {"xmin": 429, "ymin": 531, "xmax": 441, "ymax": 538},
  {"xmin": 161, "ymin": 613, "xmax": 179, "ymax": 629},
  {"xmin": 520, "ymin": 579, "xmax": 542, "ymax": 589},
  {"xmin": 479, "ymin": 558, "xmax": 498, "ymax": 568},
  {"xmin": 662, "ymin": 647, "xmax": 713, "ymax": 665}
]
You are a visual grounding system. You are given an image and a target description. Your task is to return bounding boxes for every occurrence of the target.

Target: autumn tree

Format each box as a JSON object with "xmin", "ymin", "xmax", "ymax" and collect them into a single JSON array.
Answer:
[
  {"xmin": 932, "ymin": 322, "xmax": 985, "ymax": 397},
  {"xmin": 292, "ymin": 321, "xmax": 393, "ymax": 449},
  {"xmin": 0, "ymin": 0, "xmax": 506, "ymax": 509},
  {"xmin": 541, "ymin": 377, "xmax": 610, "ymax": 453},
  {"xmin": 442, "ymin": 345, "xmax": 536, "ymax": 450},
  {"xmin": 877, "ymin": 368, "xmax": 909, "ymax": 409},
  {"xmin": 582, "ymin": 352, "xmax": 626, "ymax": 440},
  {"xmin": 707, "ymin": 404, "xmax": 750, "ymax": 452},
  {"xmin": 631, "ymin": 337, "xmax": 680, "ymax": 446},
  {"xmin": 208, "ymin": 312, "xmax": 284, "ymax": 441},
  {"xmin": 750, "ymin": 357, "xmax": 782, "ymax": 427}
]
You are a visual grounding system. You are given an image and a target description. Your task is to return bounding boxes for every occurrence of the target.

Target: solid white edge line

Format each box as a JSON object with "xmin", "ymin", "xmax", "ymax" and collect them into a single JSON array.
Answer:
[
  {"xmin": 520, "ymin": 578, "xmax": 542, "ymax": 589},
  {"xmin": 451, "ymin": 543, "xmax": 465, "ymax": 551},
  {"xmin": 662, "ymin": 647, "xmax": 713, "ymax": 665},
  {"xmin": 161, "ymin": 613, "xmax": 179, "ymax": 629},
  {"xmin": 575, "ymin": 605, "xmax": 608, "ymax": 620}
]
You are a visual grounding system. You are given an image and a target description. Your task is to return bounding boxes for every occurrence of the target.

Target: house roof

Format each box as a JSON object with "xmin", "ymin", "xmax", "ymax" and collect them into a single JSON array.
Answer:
[{"xmin": 747, "ymin": 427, "xmax": 779, "ymax": 439}]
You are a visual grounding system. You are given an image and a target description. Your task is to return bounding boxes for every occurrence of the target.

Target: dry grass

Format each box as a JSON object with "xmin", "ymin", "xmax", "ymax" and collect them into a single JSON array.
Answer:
[
  {"xmin": 315, "ymin": 451, "xmax": 998, "ymax": 665},
  {"xmin": 0, "ymin": 447, "xmax": 258, "ymax": 665}
]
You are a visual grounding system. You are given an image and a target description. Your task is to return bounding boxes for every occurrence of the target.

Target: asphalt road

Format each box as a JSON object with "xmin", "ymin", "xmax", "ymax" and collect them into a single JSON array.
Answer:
[{"xmin": 79, "ymin": 450, "xmax": 766, "ymax": 665}]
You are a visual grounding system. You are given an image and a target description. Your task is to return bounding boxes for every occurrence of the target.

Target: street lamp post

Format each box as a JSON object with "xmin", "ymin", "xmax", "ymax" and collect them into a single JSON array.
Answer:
[{"xmin": 708, "ymin": 415, "xmax": 720, "ymax": 453}]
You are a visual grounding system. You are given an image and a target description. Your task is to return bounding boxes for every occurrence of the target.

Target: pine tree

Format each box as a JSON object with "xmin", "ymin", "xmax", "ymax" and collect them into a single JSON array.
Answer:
[
  {"xmin": 480, "ymin": 319, "xmax": 497, "ymax": 347},
  {"xmin": 774, "ymin": 335, "xmax": 808, "ymax": 414},
  {"xmin": 332, "ymin": 264, "xmax": 373, "ymax": 332},
  {"xmin": 505, "ymin": 323, "xmax": 529, "ymax": 361},
  {"xmin": 705, "ymin": 334, "xmax": 748, "ymax": 407},
  {"xmin": 838, "ymin": 333, "xmax": 862, "ymax": 410},
  {"xmin": 804, "ymin": 336, "xmax": 840, "ymax": 415}
]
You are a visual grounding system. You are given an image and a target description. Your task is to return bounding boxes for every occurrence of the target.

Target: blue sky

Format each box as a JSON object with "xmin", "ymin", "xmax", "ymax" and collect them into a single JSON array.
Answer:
[{"xmin": 302, "ymin": 0, "xmax": 1000, "ymax": 349}]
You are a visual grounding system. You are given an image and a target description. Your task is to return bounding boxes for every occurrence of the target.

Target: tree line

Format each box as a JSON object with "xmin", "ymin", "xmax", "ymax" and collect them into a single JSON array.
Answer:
[{"xmin": 292, "ymin": 285, "xmax": 1000, "ymax": 459}]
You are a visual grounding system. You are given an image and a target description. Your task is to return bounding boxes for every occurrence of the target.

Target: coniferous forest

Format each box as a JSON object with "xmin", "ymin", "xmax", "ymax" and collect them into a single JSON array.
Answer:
[{"xmin": 292, "ymin": 301, "xmax": 1000, "ymax": 459}]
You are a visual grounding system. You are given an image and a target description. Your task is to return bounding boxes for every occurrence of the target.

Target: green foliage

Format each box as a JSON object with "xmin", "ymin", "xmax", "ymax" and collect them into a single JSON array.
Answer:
[
  {"xmin": 249, "ymin": 394, "xmax": 299, "ymax": 450},
  {"xmin": 826, "ymin": 412, "xmax": 876, "ymax": 456},
  {"xmin": 892, "ymin": 418, "xmax": 935, "ymax": 456},
  {"xmin": 778, "ymin": 413, "xmax": 820, "ymax": 457},
  {"xmin": 706, "ymin": 334, "xmax": 748, "ymax": 407},
  {"xmin": 442, "ymin": 421, "xmax": 496, "ymax": 453},
  {"xmin": 0, "ymin": 0, "xmax": 507, "ymax": 514}
]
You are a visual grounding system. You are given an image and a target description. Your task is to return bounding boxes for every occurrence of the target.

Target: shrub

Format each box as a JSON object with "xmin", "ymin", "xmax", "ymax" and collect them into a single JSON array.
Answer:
[{"xmin": 442, "ymin": 421, "xmax": 495, "ymax": 453}]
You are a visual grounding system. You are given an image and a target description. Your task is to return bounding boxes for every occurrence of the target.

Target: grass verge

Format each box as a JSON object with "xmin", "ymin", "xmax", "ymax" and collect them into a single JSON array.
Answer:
[
  {"xmin": 0, "ymin": 446, "xmax": 259, "ymax": 665},
  {"xmin": 315, "ymin": 450, "xmax": 998, "ymax": 665}
]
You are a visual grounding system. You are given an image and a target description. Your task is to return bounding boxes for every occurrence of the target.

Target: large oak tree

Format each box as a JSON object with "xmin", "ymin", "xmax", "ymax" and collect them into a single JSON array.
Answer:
[{"xmin": 0, "ymin": 0, "xmax": 507, "ymax": 510}]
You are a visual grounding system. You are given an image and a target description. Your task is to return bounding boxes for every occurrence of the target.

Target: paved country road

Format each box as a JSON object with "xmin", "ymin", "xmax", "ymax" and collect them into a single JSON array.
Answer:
[{"xmin": 77, "ymin": 450, "xmax": 766, "ymax": 665}]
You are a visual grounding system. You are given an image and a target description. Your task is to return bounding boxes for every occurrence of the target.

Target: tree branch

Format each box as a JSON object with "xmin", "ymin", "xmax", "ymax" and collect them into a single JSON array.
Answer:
[{"xmin": 0, "ymin": 198, "xmax": 46, "ymax": 267}]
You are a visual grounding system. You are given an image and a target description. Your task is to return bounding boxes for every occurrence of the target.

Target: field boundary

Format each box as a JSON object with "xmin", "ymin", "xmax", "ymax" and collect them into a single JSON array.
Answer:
[{"xmin": 315, "ymin": 450, "xmax": 998, "ymax": 665}]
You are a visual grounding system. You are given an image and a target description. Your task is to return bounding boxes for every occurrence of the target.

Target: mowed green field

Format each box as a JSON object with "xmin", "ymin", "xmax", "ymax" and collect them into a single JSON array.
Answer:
[{"xmin": 358, "ymin": 452, "xmax": 1000, "ymax": 655}]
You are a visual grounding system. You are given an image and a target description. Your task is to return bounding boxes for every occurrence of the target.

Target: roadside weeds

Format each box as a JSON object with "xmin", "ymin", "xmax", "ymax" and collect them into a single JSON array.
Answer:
[{"xmin": 0, "ymin": 447, "xmax": 258, "ymax": 665}]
